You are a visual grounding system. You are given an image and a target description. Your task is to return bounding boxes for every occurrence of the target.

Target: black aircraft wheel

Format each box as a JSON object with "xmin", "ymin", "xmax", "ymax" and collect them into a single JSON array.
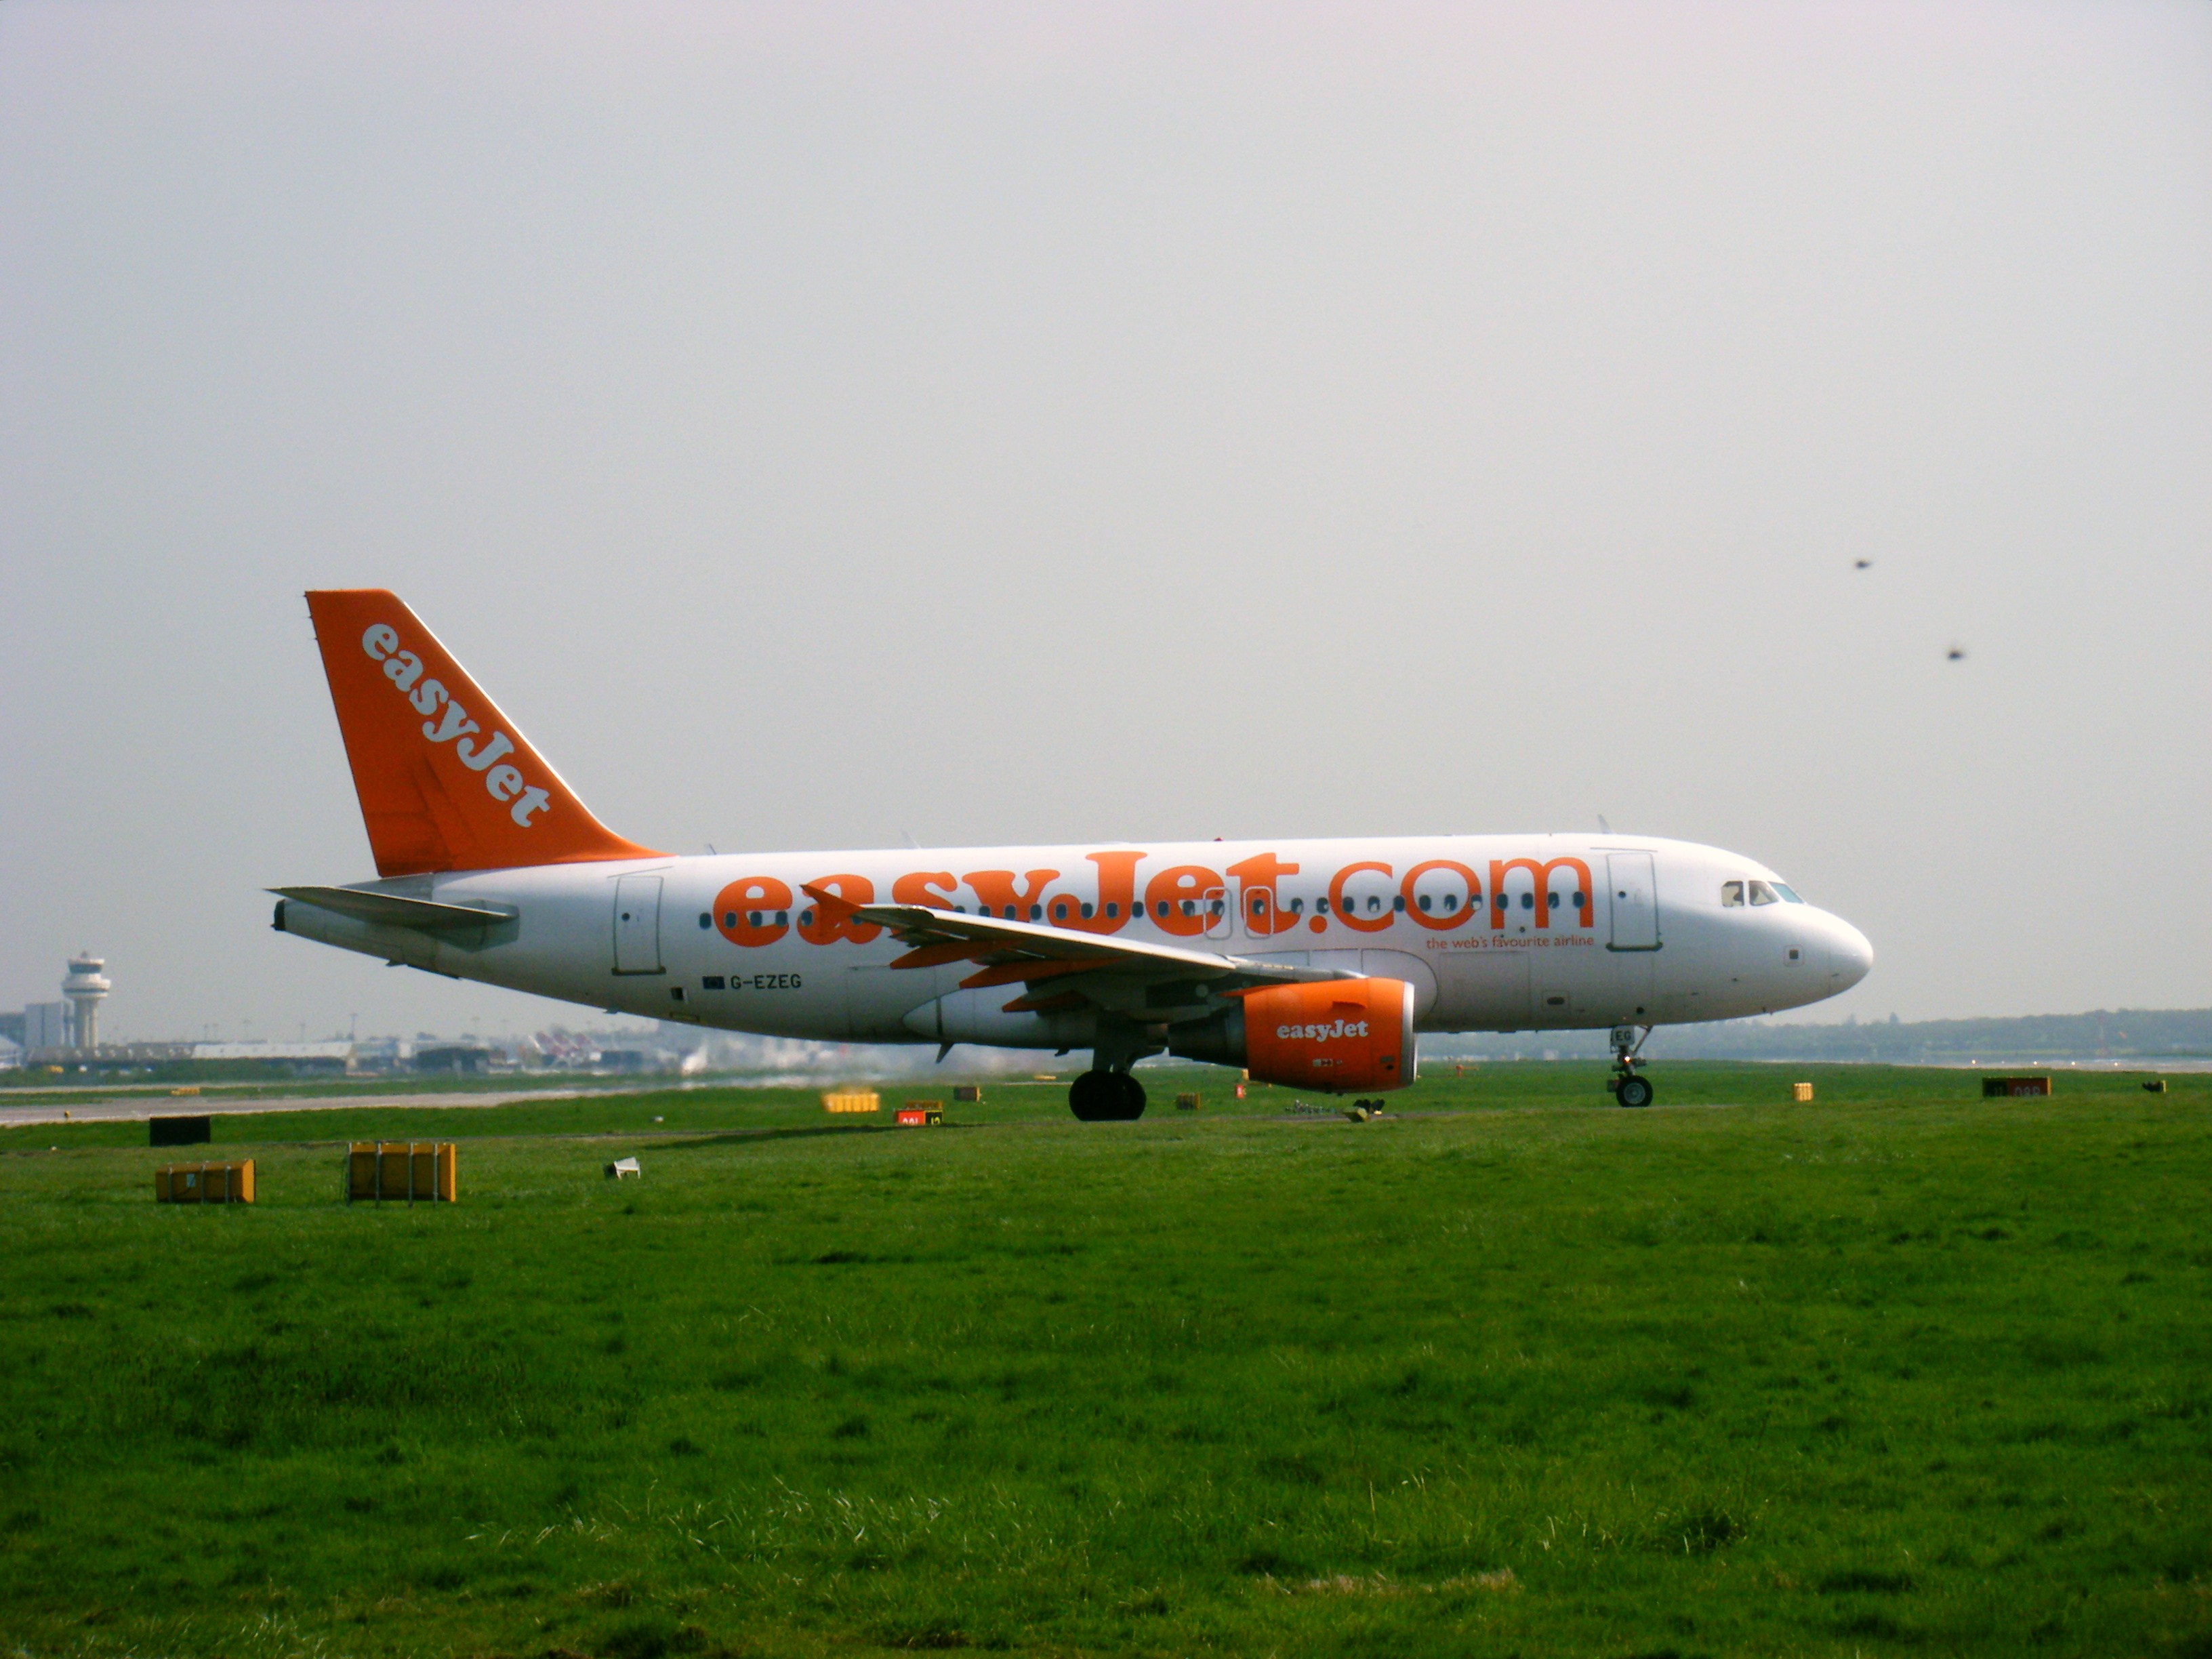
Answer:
[
  {"xmin": 1615, "ymin": 1073, "xmax": 1655, "ymax": 1109},
  {"xmin": 1113, "ymin": 1072, "xmax": 1148, "ymax": 1120},
  {"xmin": 1068, "ymin": 1070, "xmax": 1117, "ymax": 1122}
]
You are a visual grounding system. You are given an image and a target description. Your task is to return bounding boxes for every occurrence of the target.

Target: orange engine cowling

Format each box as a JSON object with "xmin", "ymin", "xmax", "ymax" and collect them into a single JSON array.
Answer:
[{"xmin": 1227, "ymin": 978, "xmax": 1416, "ymax": 1094}]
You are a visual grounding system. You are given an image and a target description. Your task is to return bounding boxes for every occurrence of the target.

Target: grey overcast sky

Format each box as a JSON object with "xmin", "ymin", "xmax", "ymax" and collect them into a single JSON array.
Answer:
[{"xmin": 3, "ymin": 1, "xmax": 2208, "ymax": 1041}]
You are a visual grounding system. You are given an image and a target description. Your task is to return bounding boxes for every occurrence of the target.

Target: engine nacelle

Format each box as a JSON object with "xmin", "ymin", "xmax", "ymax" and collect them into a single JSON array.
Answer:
[{"xmin": 1170, "ymin": 978, "xmax": 1416, "ymax": 1094}]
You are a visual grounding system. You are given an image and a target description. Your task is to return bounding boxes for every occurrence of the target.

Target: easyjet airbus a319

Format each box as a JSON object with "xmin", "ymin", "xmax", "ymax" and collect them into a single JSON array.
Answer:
[{"xmin": 274, "ymin": 591, "xmax": 1872, "ymax": 1115}]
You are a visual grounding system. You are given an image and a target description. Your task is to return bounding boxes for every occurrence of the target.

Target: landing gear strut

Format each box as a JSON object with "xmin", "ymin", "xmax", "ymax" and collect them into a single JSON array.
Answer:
[
  {"xmin": 1071, "ymin": 1023, "xmax": 1157, "ymax": 1122},
  {"xmin": 1607, "ymin": 1023, "xmax": 1654, "ymax": 1109},
  {"xmin": 1069, "ymin": 1069, "xmax": 1147, "ymax": 1122}
]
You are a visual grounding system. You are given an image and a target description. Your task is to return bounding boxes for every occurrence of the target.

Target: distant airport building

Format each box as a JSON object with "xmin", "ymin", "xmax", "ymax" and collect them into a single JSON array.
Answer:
[
  {"xmin": 189, "ymin": 1041, "xmax": 355, "ymax": 1075},
  {"xmin": 350, "ymin": 1036, "xmax": 414, "ymax": 1071},
  {"xmin": 412, "ymin": 1043, "xmax": 496, "ymax": 1075},
  {"xmin": 22, "ymin": 1002, "xmax": 70, "ymax": 1050}
]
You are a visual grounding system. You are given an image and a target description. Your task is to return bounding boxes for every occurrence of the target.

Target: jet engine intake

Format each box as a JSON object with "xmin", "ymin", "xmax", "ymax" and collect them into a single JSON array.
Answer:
[{"xmin": 1170, "ymin": 977, "xmax": 1416, "ymax": 1094}]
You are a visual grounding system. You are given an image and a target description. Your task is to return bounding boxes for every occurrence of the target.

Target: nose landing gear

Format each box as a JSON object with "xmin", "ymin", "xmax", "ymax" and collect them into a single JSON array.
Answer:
[{"xmin": 1607, "ymin": 1023, "xmax": 1654, "ymax": 1109}]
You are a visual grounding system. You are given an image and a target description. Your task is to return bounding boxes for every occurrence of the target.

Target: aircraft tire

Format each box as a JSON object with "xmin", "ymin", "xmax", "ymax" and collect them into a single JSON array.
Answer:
[
  {"xmin": 1113, "ymin": 1072, "xmax": 1148, "ymax": 1120},
  {"xmin": 1068, "ymin": 1070, "xmax": 1118, "ymax": 1122},
  {"xmin": 1615, "ymin": 1074, "xmax": 1655, "ymax": 1109}
]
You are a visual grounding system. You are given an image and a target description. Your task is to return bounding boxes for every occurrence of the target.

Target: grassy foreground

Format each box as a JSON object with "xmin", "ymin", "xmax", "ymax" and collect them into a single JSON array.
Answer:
[{"xmin": 2, "ymin": 1064, "xmax": 2208, "ymax": 1658}]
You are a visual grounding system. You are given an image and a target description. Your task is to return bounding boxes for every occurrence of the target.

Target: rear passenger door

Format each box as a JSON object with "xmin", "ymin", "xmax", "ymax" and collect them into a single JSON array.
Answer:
[{"xmin": 613, "ymin": 874, "xmax": 664, "ymax": 974}]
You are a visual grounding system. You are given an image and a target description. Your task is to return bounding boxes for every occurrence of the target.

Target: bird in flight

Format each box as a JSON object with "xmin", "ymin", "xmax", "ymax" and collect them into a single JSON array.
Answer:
[
  {"xmin": 1853, "ymin": 558, "xmax": 1873, "ymax": 570},
  {"xmin": 1946, "ymin": 645, "xmax": 1967, "ymax": 662}
]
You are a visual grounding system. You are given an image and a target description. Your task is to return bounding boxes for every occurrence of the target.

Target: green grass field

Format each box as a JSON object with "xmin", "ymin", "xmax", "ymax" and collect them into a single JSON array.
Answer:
[{"xmin": 3, "ymin": 1063, "xmax": 2208, "ymax": 1658}]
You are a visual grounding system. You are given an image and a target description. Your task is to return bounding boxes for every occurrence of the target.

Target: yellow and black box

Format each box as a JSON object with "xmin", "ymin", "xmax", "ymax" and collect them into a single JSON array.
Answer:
[
  {"xmin": 951, "ymin": 1085, "xmax": 983, "ymax": 1103},
  {"xmin": 346, "ymin": 1142, "xmax": 457, "ymax": 1202},
  {"xmin": 156, "ymin": 1161, "xmax": 255, "ymax": 1204},
  {"xmin": 823, "ymin": 1091, "xmax": 880, "ymax": 1115},
  {"xmin": 1175, "ymin": 1092, "xmax": 1202, "ymax": 1111},
  {"xmin": 1790, "ymin": 1082, "xmax": 1814, "ymax": 1103}
]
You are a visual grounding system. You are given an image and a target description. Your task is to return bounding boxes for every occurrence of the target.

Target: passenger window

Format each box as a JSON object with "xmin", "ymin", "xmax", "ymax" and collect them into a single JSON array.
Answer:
[
  {"xmin": 1079, "ymin": 901, "xmax": 1093, "ymax": 919},
  {"xmin": 1547, "ymin": 891, "xmax": 1561, "ymax": 909},
  {"xmin": 697, "ymin": 912, "xmax": 711, "ymax": 929},
  {"xmin": 722, "ymin": 910, "xmax": 738, "ymax": 928},
  {"xmin": 1721, "ymin": 882, "xmax": 1745, "ymax": 907},
  {"xmin": 1288, "ymin": 898, "xmax": 1304, "ymax": 915},
  {"xmin": 1520, "ymin": 893, "xmax": 1534, "ymax": 910},
  {"xmin": 1029, "ymin": 903, "xmax": 1042, "ymax": 920},
  {"xmin": 1749, "ymin": 881, "xmax": 1779, "ymax": 906},
  {"xmin": 1393, "ymin": 895, "xmax": 1406, "ymax": 912},
  {"xmin": 1368, "ymin": 895, "xmax": 1382, "ymax": 914},
  {"xmin": 1052, "ymin": 902, "xmax": 1067, "ymax": 921},
  {"xmin": 1105, "ymin": 902, "xmax": 1118, "ymax": 918},
  {"xmin": 1417, "ymin": 894, "xmax": 1432, "ymax": 912},
  {"xmin": 1317, "ymin": 897, "xmax": 1331, "ymax": 914}
]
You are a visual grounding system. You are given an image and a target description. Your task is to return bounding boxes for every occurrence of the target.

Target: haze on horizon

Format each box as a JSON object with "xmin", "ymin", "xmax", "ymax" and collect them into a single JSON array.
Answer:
[{"xmin": 3, "ymin": 1, "xmax": 2207, "ymax": 1043}]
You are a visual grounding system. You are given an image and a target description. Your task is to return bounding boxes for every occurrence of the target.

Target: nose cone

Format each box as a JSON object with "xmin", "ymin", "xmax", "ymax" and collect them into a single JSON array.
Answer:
[{"xmin": 1826, "ymin": 916, "xmax": 1874, "ymax": 991}]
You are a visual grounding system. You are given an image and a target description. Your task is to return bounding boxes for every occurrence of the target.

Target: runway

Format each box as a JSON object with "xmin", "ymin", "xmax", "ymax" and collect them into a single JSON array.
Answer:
[{"xmin": 0, "ymin": 1086, "xmax": 619, "ymax": 1130}]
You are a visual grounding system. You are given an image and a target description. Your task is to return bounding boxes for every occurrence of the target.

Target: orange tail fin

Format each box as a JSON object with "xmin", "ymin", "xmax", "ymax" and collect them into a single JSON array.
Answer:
[{"xmin": 306, "ymin": 590, "xmax": 661, "ymax": 876}]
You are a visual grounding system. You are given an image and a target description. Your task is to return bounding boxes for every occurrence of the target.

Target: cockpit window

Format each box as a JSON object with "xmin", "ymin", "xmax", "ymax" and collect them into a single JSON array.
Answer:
[
  {"xmin": 1773, "ymin": 882, "xmax": 1804, "ymax": 903},
  {"xmin": 1721, "ymin": 881, "xmax": 1745, "ymax": 907},
  {"xmin": 1748, "ymin": 880, "xmax": 1780, "ymax": 906}
]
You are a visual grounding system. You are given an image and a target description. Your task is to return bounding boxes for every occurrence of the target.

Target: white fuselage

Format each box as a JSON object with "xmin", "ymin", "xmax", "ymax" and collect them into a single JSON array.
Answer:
[{"xmin": 279, "ymin": 834, "xmax": 1872, "ymax": 1050}]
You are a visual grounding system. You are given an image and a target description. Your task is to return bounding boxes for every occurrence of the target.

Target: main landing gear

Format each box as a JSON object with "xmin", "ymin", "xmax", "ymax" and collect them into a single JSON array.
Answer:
[
  {"xmin": 1607, "ymin": 1023, "xmax": 1655, "ymax": 1109},
  {"xmin": 1069, "ymin": 1069, "xmax": 1147, "ymax": 1122}
]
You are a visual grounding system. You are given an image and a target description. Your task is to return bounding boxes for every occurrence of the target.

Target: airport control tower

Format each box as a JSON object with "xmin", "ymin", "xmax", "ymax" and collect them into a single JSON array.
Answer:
[{"xmin": 63, "ymin": 952, "xmax": 110, "ymax": 1050}]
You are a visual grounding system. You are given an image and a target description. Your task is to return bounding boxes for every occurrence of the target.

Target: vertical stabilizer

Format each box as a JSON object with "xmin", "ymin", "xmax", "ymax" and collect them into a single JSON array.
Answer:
[{"xmin": 306, "ymin": 589, "xmax": 661, "ymax": 876}]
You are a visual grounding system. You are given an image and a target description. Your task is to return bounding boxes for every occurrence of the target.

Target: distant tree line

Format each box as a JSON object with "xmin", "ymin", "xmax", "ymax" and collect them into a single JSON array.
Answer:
[
  {"xmin": 1645, "ymin": 1008, "xmax": 2212, "ymax": 1062},
  {"xmin": 1418, "ymin": 1008, "xmax": 2212, "ymax": 1063}
]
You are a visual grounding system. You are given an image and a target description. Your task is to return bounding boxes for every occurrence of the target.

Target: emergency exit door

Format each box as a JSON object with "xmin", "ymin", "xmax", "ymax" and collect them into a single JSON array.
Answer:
[
  {"xmin": 613, "ymin": 874, "xmax": 664, "ymax": 973},
  {"xmin": 1606, "ymin": 853, "xmax": 1660, "ymax": 951}
]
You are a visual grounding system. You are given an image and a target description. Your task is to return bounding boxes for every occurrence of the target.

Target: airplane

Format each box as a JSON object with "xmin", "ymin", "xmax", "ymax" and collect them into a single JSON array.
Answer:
[{"xmin": 272, "ymin": 590, "xmax": 1873, "ymax": 1116}]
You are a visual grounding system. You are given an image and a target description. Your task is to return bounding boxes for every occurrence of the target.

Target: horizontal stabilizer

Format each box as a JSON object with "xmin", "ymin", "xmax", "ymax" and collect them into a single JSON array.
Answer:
[{"xmin": 270, "ymin": 886, "xmax": 516, "ymax": 935}]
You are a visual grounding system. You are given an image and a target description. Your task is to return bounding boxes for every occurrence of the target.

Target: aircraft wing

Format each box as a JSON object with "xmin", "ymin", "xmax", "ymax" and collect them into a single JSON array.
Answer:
[{"xmin": 804, "ymin": 883, "xmax": 1349, "ymax": 1009}]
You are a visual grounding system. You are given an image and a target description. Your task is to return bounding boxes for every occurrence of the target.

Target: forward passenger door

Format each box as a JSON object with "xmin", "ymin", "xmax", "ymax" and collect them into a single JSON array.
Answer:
[{"xmin": 1606, "ymin": 853, "xmax": 1659, "ymax": 951}]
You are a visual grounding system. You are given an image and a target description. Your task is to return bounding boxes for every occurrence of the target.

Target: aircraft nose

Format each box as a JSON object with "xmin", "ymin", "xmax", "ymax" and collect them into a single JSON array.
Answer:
[{"xmin": 1826, "ymin": 916, "xmax": 1874, "ymax": 991}]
